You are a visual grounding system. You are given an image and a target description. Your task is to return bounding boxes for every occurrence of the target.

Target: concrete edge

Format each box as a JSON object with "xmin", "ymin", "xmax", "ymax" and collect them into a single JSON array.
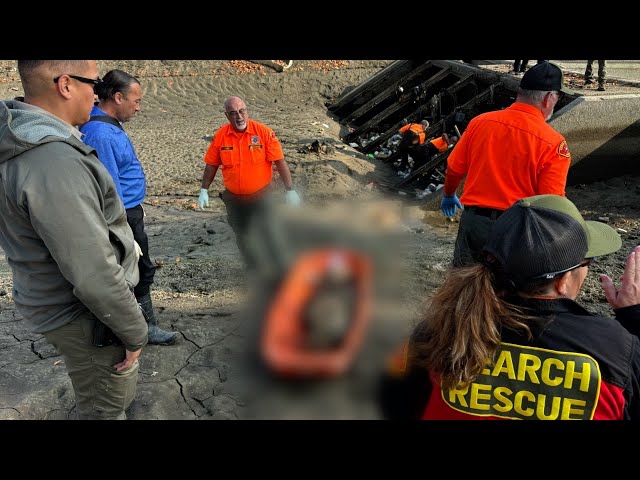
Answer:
[{"xmin": 469, "ymin": 60, "xmax": 640, "ymax": 89}]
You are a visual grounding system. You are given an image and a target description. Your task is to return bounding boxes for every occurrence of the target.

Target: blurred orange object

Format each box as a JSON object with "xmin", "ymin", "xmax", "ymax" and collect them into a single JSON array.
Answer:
[
  {"xmin": 385, "ymin": 341, "xmax": 410, "ymax": 378},
  {"xmin": 261, "ymin": 248, "xmax": 373, "ymax": 379}
]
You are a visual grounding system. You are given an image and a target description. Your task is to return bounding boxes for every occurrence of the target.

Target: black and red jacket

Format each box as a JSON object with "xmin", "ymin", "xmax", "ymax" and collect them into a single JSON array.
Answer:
[{"xmin": 379, "ymin": 298, "xmax": 640, "ymax": 420}]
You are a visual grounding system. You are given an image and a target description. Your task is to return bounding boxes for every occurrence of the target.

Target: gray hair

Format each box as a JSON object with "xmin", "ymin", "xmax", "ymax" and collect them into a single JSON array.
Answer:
[{"xmin": 518, "ymin": 88, "xmax": 551, "ymax": 103}]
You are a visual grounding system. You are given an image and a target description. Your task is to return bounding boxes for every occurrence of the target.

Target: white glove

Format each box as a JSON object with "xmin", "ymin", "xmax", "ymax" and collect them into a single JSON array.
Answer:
[
  {"xmin": 198, "ymin": 188, "xmax": 209, "ymax": 210},
  {"xmin": 133, "ymin": 240, "xmax": 143, "ymax": 261},
  {"xmin": 285, "ymin": 189, "xmax": 301, "ymax": 206}
]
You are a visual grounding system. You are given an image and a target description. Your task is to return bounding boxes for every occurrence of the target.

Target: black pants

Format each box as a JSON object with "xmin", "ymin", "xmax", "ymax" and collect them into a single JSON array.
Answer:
[
  {"xmin": 126, "ymin": 204, "xmax": 156, "ymax": 298},
  {"xmin": 397, "ymin": 145, "xmax": 412, "ymax": 170},
  {"xmin": 452, "ymin": 207, "xmax": 502, "ymax": 267},
  {"xmin": 219, "ymin": 188, "xmax": 273, "ymax": 269},
  {"xmin": 398, "ymin": 143, "xmax": 437, "ymax": 171},
  {"xmin": 513, "ymin": 60, "xmax": 529, "ymax": 72}
]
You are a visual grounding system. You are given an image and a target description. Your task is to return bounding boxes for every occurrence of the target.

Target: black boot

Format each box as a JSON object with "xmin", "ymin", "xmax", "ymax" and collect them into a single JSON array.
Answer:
[{"xmin": 138, "ymin": 293, "xmax": 179, "ymax": 345}]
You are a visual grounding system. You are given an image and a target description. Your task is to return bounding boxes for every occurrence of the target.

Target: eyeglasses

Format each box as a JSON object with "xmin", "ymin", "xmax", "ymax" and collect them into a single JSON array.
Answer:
[
  {"xmin": 530, "ymin": 257, "xmax": 596, "ymax": 281},
  {"xmin": 225, "ymin": 108, "xmax": 247, "ymax": 118},
  {"xmin": 54, "ymin": 74, "xmax": 103, "ymax": 92},
  {"xmin": 550, "ymin": 90, "xmax": 564, "ymax": 100}
]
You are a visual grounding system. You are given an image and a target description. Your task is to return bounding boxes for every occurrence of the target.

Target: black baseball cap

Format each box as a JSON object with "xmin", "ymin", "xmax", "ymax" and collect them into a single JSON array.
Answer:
[
  {"xmin": 520, "ymin": 61, "xmax": 574, "ymax": 95},
  {"xmin": 484, "ymin": 194, "xmax": 621, "ymax": 286}
]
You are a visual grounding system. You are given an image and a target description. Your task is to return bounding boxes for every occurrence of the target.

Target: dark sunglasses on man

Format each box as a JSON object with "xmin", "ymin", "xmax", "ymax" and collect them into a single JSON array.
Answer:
[{"xmin": 54, "ymin": 74, "xmax": 103, "ymax": 92}]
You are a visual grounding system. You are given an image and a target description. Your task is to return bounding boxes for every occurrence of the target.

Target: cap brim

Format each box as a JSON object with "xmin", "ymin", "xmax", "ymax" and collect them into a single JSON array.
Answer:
[
  {"xmin": 585, "ymin": 221, "xmax": 622, "ymax": 258},
  {"xmin": 560, "ymin": 85, "xmax": 576, "ymax": 96}
]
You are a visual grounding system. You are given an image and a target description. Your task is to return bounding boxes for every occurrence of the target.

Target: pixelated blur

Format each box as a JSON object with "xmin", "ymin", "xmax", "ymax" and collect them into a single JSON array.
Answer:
[{"xmin": 229, "ymin": 198, "xmax": 420, "ymax": 418}]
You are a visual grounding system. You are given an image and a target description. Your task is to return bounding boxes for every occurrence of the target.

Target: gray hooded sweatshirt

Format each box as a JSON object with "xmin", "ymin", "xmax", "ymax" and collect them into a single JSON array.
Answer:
[{"xmin": 0, "ymin": 99, "xmax": 147, "ymax": 351}]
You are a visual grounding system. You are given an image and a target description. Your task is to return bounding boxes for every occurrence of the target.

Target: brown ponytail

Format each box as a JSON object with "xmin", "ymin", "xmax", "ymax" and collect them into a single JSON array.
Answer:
[{"xmin": 410, "ymin": 263, "xmax": 534, "ymax": 390}]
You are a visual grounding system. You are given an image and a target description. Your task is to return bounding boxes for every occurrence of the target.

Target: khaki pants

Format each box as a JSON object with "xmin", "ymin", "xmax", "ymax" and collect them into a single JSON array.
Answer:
[{"xmin": 43, "ymin": 310, "xmax": 139, "ymax": 420}]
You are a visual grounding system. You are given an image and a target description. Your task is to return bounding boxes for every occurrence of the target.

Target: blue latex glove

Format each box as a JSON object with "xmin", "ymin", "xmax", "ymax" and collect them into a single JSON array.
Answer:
[
  {"xmin": 198, "ymin": 188, "xmax": 209, "ymax": 210},
  {"xmin": 441, "ymin": 194, "xmax": 463, "ymax": 218},
  {"xmin": 285, "ymin": 189, "xmax": 301, "ymax": 206}
]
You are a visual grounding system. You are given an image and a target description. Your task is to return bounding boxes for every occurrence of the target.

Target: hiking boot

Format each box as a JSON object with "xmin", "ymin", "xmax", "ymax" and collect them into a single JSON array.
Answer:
[
  {"xmin": 598, "ymin": 83, "xmax": 606, "ymax": 91},
  {"xmin": 584, "ymin": 78, "xmax": 594, "ymax": 85}
]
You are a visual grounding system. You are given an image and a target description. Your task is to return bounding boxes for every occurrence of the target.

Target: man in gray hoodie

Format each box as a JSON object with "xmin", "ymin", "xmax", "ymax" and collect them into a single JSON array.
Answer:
[{"xmin": 0, "ymin": 60, "xmax": 148, "ymax": 419}]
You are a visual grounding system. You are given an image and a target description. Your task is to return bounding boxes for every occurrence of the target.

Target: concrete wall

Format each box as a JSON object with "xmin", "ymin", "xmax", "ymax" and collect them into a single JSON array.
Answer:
[{"xmin": 551, "ymin": 94, "xmax": 640, "ymax": 185}]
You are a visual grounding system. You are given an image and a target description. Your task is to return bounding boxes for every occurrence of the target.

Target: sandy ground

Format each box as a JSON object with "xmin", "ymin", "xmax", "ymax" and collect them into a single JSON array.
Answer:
[{"xmin": 0, "ymin": 60, "xmax": 639, "ymax": 420}]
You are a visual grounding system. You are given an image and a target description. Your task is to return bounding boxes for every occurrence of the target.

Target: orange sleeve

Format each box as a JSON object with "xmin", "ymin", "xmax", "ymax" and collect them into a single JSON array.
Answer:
[
  {"xmin": 444, "ymin": 127, "xmax": 471, "ymax": 196},
  {"xmin": 385, "ymin": 341, "xmax": 410, "ymax": 377},
  {"xmin": 444, "ymin": 170, "xmax": 465, "ymax": 196},
  {"xmin": 446, "ymin": 119, "xmax": 475, "ymax": 177},
  {"xmin": 399, "ymin": 124, "xmax": 410, "ymax": 134},
  {"xmin": 264, "ymin": 127, "xmax": 284, "ymax": 162},
  {"xmin": 430, "ymin": 137, "xmax": 449, "ymax": 153},
  {"xmin": 203, "ymin": 129, "xmax": 222, "ymax": 166},
  {"xmin": 537, "ymin": 139, "xmax": 571, "ymax": 196}
]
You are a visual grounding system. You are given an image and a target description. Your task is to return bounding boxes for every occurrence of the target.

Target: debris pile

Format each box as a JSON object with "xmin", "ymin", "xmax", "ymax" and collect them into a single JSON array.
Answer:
[
  {"xmin": 298, "ymin": 140, "xmax": 336, "ymax": 155},
  {"xmin": 229, "ymin": 60, "xmax": 266, "ymax": 74},
  {"xmin": 292, "ymin": 60, "xmax": 349, "ymax": 72}
]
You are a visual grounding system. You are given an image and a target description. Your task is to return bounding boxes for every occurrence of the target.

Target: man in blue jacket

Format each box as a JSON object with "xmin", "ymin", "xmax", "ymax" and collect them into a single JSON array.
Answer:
[{"xmin": 81, "ymin": 70, "xmax": 178, "ymax": 345}]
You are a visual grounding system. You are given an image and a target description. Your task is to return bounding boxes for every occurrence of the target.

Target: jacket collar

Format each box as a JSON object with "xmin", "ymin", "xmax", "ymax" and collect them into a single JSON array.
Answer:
[
  {"xmin": 509, "ymin": 296, "xmax": 593, "ymax": 316},
  {"xmin": 508, "ymin": 102, "xmax": 545, "ymax": 121},
  {"xmin": 227, "ymin": 119, "xmax": 257, "ymax": 136}
]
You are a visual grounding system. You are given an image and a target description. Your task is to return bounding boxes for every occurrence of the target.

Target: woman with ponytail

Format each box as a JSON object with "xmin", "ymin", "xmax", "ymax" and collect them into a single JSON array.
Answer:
[{"xmin": 379, "ymin": 194, "xmax": 640, "ymax": 420}]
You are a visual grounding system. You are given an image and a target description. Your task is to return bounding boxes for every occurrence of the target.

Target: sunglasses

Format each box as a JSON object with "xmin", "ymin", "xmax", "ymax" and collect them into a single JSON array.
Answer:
[
  {"xmin": 54, "ymin": 74, "xmax": 103, "ymax": 92},
  {"xmin": 530, "ymin": 257, "xmax": 596, "ymax": 281}
]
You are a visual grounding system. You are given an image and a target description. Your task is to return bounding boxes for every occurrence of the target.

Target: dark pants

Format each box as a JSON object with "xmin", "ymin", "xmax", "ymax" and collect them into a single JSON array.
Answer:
[
  {"xmin": 219, "ymin": 188, "xmax": 273, "ymax": 269},
  {"xmin": 398, "ymin": 144, "xmax": 412, "ymax": 170},
  {"xmin": 585, "ymin": 60, "xmax": 606, "ymax": 84},
  {"xmin": 126, "ymin": 204, "xmax": 155, "ymax": 298},
  {"xmin": 398, "ymin": 143, "xmax": 436, "ymax": 171},
  {"xmin": 43, "ymin": 310, "xmax": 139, "ymax": 420},
  {"xmin": 452, "ymin": 207, "xmax": 502, "ymax": 267},
  {"xmin": 513, "ymin": 60, "xmax": 529, "ymax": 72}
]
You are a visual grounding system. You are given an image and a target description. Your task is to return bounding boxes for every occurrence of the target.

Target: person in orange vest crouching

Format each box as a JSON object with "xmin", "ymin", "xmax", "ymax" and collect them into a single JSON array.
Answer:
[{"xmin": 396, "ymin": 120, "xmax": 457, "ymax": 178}]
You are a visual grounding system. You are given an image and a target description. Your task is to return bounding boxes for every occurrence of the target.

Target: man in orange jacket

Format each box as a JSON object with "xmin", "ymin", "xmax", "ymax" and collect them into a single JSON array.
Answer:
[{"xmin": 441, "ymin": 61, "xmax": 573, "ymax": 267}]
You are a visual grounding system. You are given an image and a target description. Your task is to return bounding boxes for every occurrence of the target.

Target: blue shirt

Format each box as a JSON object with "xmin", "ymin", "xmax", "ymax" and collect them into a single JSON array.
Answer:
[{"xmin": 80, "ymin": 105, "xmax": 146, "ymax": 209}]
